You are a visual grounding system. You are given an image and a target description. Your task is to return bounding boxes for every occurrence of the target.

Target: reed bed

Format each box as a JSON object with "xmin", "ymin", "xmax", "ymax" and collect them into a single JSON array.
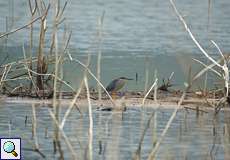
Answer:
[
  {"xmin": 146, "ymin": 0, "xmax": 230, "ymax": 159},
  {"xmin": 0, "ymin": 0, "xmax": 229, "ymax": 159}
]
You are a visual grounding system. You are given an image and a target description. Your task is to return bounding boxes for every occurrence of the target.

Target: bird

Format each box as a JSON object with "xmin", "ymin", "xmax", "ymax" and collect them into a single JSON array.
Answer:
[{"xmin": 106, "ymin": 77, "xmax": 133, "ymax": 98}]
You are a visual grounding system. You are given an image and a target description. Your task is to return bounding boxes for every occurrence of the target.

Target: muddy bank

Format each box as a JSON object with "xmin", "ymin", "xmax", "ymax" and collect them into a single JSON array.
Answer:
[{"xmin": 0, "ymin": 90, "xmax": 228, "ymax": 111}]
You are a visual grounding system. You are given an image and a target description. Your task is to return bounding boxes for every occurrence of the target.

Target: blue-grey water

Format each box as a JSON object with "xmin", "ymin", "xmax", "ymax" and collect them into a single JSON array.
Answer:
[
  {"xmin": 1, "ymin": 1, "xmax": 230, "ymax": 159},
  {"xmin": 1, "ymin": 0, "xmax": 230, "ymax": 90},
  {"xmin": 0, "ymin": 102, "xmax": 229, "ymax": 159}
]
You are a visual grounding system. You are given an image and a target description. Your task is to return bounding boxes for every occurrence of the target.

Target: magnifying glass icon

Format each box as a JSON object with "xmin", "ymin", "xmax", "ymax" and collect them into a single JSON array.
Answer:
[{"xmin": 3, "ymin": 141, "xmax": 18, "ymax": 157}]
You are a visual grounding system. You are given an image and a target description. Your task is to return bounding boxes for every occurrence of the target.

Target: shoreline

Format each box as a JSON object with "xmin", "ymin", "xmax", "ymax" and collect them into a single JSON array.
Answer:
[{"xmin": 1, "ymin": 95, "xmax": 228, "ymax": 111}]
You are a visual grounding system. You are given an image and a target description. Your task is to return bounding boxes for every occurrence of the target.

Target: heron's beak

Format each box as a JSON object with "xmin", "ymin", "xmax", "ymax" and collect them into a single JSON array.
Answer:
[{"xmin": 125, "ymin": 78, "xmax": 133, "ymax": 80}]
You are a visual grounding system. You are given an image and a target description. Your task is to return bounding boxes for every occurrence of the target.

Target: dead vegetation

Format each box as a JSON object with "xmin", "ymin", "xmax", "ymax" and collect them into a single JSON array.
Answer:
[{"xmin": 0, "ymin": 0, "xmax": 230, "ymax": 159}]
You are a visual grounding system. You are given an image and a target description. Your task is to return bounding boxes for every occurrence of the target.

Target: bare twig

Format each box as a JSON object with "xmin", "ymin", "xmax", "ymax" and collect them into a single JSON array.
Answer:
[
  {"xmin": 147, "ymin": 67, "xmax": 192, "ymax": 159},
  {"xmin": 154, "ymin": 70, "xmax": 158, "ymax": 102},
  {"xmin": 97, "ymin": 11, "xmax": 105, "ymax": 101},
  {"xmin": 0, "ymin": 65, "xmax": 12, "ymax": 88},
  {"xmin": 211, "ymin": 40, "xmax": 229, "ymax": 96},
  {"xmin": 192, "ymin": 58, "xmax": 221, "ymax": 79},
  {"xmin": 0, "ymin": 5, "xmax": 50, "ymax": 39},
  {"xmin": 49, "ymin": 110, "xmax": 78, "ymax": 159},
  {"xmin": 22, "ymin": 44, "xmax": 39, "ymax": 95},
  {"xmin": 144, "ymin": 56, "xmax": 150, "ymax": 93},
  {"xmin": 36, "ymin": 3, "xmax": 51, "ymax": 90},
  {"xmin": 170, "ymin": 0, "xmax": 221, "ymax": 68},
  {"xmin": 142, "ymin": 79, "xmax": 158, "ymax": 107},
  {"xmin": 133, "ymin": 112, "xmax": 155, "ymax": 160},
  {"xmin": 84, "ymin": 76, "xmax": 93, "ymax": 160},
  {"xmin": 28, "ymin": 0, "xmax": 38, "ymax": 15},
  {"xmin": 60, "ymin": 54, "xmax": 91, "ymax": 129},
  {"xmin": 170, "ymin": 0, "xmax": 229, "ymax": 98},
  {"xmin": 60, "ymin": 81, "xmax": 83, "ymax": 129},
  {"xmin": 26, "ymin": 68, "xmax": 75, "ymax": 91},
  {"xmin": 70, "ymin": 57, "xmax": 117, "ymax": 107},
  {"xmin": 32, "ymin": 104, "xmax": 39, "ymax": 149}
]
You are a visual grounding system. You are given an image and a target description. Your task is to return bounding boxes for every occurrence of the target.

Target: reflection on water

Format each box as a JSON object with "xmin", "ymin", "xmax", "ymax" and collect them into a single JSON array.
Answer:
[{"xmin": 0, "ymin": 103, "xmax": 229, "ymax": 159}]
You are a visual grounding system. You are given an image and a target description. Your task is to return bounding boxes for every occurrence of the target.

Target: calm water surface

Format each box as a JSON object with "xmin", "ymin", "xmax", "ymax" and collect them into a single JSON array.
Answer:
[
  {"xmin": 1, "ymin": 1, "xmax": 230, "ymax": 159},
  {"xmin": 0, "ymin": 0, "xmax": 230, "ymax": 90},
  {"xmin": 0, "ymin": 102, "xmax": 229, "ymax": 159}
]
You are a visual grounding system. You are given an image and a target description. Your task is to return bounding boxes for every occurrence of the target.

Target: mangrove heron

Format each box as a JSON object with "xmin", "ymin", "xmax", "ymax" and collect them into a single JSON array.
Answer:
[{"xmin": 106, "ymin": 77, "xmax": 133, "ymax": 95}]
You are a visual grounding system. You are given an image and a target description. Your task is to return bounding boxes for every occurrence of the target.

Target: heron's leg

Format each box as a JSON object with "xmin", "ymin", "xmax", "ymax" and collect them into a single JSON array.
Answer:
[{"xmin": 111, "ymin": 91, "xmax": 116, "ymax": 99}]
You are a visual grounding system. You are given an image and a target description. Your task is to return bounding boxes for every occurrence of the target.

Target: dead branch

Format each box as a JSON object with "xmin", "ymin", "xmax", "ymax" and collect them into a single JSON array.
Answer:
[{"xmin": 0, "ymin": 5, "xmax": 50, "ymax": 39}]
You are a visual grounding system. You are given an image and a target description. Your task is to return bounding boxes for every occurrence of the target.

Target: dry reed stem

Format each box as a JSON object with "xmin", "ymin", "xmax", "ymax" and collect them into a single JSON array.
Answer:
[
  {"xmin": 97, "ymin": 51, "xmax": 102, "ymax": 100},
  {"xmin": 0, "ymin": 57, "xmax": 38, "ymax": 68},
  {"xmin": 170, "ymin": 0, "xmax": 229, "ymax": 97},
  {"xmin": 49, "ymin": 1, "xmax": 68, "ymax": 55},
  {"xmin": 5, "ymin": 15, "xmax": 8, "ymax": 48},
  {"xmin": 141, "ymin": 78, "xmax": 158, "ymax": 107},
  {"xmin": 49, "ymin": 110, "xmax": 78, "ymax": 160},
  {"xmin": 22, "ymin": 44, "xmax": 39, "ymax": 95},
  {"xmin": 17, "ymin": 128, "xmax": 46, "ymax": 158},
  {"xmin": 32, "ymin": 104, "xmax": 39, "ymax": 149},
  {"xmin": 8, "ymin": 121, "xmax": 11, "ymax": 137},
  {"xmin": 170, "ymin": 0, "xmax": 221, "ymax": 68},
  {"xmin": 132, "ymin": 112, "xmax": 155, "ymax": 160},
  {"xmin": 28, "ymin": 0, "xmax": 37, "ymax": 15},
  {"xmin": 169, "ymin": 72, "xmax": 174, "ymax": 81},
  {"xmin": 211, "ymin": 40, "xmax": 229, "ymax": 96},
  {"xmin": 84, "ymin": 76, "xmax": 93, "ymax": 160},
  {"xmin": 208, "ymin": 0, "xmax": 212, "ymax": 31},
  {"xmin": 3, "ymin": 65, "xmax": 11, "ymax": 80},
  {"xmin": 223, "ymin": 124, "xmax": 230, "ymax": 159},
  {"xmin": 61, "ymin": 54, "xmax": 91, "ymax": 129},
  {"xmin": 51, "ymin": 0, "xmax": 66, "ymax": 157},
  {"xmin": 147, "ymin": 89, "xmax": 189, "ymax": 160},
  {"xmin": 55, "ymin": 1, "xmax": 68, "ymax": 22},
  {"xmin": 203, "ymin": 58, "xmax": 208, "ymax": 94},
  {"xmin": 60, "ymin": 81, "xmax": 83, "ymax": 129},
  {"xmin": 147, "ymin": 67, "xmax": 192, "ymax": 160},
  {"xmin": 154, "ymin": 70, "xmax": 158, "ymax": 102},
  {"xmin": 152, "ymin": 112, "xmax": 158, "ymax": 146},
  {"xmin": 144, "ymin": 56, "xmax": 149, "ymax": 93},
  {"xmin": 0, "ymin": 65, "xmax": 11, "ymax": 88},
  {"xmin": 63, "ymin": 31, "xmax": 72, "ymax": 54},
  {"xmin": 104, "ymin": 113, "xmax": 122, "ymax": 160},
  {"xmin": 37, "ymin": 0, "xmax": 46, "ymax": 13},
  {"xmin": 53, "ymin": 4, "xmax": 59, "ymax": 112},
  {"xmin": 97, "ymin": 12, "xmax": 104, "ymax": 101},
  {"xmin": 71, "ymin": 57, "xmax": 117, "ymax": 107},
  {"xmin": 36, "ymin": 3, "xmax": 49, "ymax": 90},
  {"xmin": 205, "ymin": 0, "xmax": 212, "ymax": 95},
  {"xmin": 0, "ymin": 66, "xmax": 8, "ymax": 87},
  {"xmin": 10, "ymin": 84, "xmax": 23, "ymax": 93},
  {"xmin": 28, "ymin": 0, "xmax": 37, "ymax": 91},
  {"xmin": 0, "ymin": 15, "xmax": 45, "ymax": 39},
  {"xmin": 2, "ymin": 77, "xmax": 30, "ymax": 83},
  {"xmin": 211, "ymin": 40, "xmax": 225, "ymax": 59},
  {"xmin": 192, "ymin": 58, "xmax": 221, "ymax": 78},
  {"xmin": 26, "ymin": 68, "xmax": 75, "ymax": 91}
]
